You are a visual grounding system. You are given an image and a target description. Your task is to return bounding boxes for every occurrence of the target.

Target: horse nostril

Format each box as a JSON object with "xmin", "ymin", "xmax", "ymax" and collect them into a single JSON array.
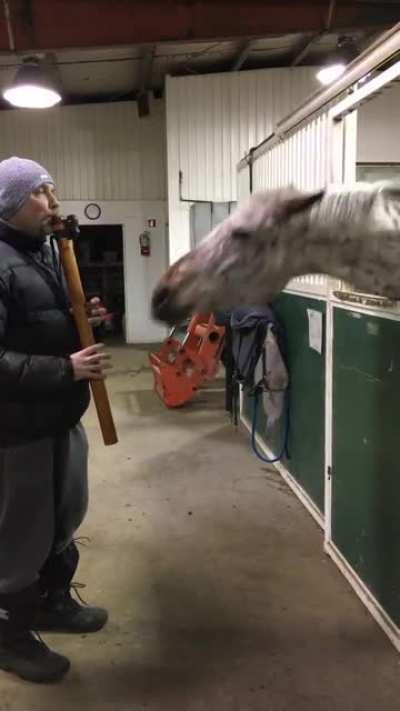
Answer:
[
  {"xmin": 152, "ymin": 286, "xmax": 171, "ymax": 308},
  {"xmin": 151, "ymin": 286, "xmax": 174, "ymax": 320},
  {"xmin": 152, "ymin": 284, "xmax": 190, "ymax": 325}
]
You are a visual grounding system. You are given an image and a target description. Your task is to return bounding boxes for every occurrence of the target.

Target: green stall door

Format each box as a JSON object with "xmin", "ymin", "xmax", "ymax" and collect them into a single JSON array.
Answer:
[
  {"xmin": 242, "ymin": 293, "xmax": 326, "ymax": 514},
  {"xmin": 332, "ymin": 308, "xmax": 400, "ymax": 626}
]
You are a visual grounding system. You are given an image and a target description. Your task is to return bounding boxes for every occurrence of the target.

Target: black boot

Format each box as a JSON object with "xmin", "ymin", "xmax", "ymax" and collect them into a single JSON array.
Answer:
[
  {"xmin": 38, "ymin": 542, "xmax": 108, "ymax": 633},
  {"xmin": 36, "ymin": 586, "xmax": 108, "ymax": 633},
  {"xmin": 0, "ymin": 585, "xmax": 70, "ymax": 683}
]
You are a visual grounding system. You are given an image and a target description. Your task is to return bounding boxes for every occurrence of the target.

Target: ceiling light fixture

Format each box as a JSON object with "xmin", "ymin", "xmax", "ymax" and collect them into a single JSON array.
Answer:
[
  {"xmin": 3, "ymin": 56, "xmax": 62, "ymax": 109},
  {"xmin": 316, "ymin": 36, "xmax": 358, "ymax": 86}
]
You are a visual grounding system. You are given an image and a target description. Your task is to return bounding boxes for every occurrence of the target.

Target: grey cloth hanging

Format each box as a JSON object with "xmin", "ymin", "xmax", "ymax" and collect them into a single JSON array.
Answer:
[{"xmin": 254, "ymin": 323, "xmax": 289, "ymax": 428}]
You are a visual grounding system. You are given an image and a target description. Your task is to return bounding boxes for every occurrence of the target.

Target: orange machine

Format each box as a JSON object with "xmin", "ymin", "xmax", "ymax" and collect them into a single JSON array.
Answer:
[{"xmin": 149, "ymin": 314, "xmax": 225, "ymax": 407}]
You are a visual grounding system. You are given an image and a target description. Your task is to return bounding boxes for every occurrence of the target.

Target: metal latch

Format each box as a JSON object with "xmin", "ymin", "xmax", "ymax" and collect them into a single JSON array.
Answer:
[{"xmin": 333, "ymin": 291, "xmax": 396, "ymax": 309}]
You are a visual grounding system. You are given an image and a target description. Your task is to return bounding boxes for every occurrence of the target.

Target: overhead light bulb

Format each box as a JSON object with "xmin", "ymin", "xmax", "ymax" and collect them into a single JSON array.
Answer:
[
  {"xmin": 316, "ymin": 36, "xmax": 357, "ymax": 86},
  {"xmin": 316, "ymin": 62, "xmax": 346, "ymax": 85},
  {"xmin": 3, "ymin": 56, "xmax": 62, "ymax": 109},
  {"xmin": 3, "ymin": 84, "xmax": 61, "ymax": 108}
]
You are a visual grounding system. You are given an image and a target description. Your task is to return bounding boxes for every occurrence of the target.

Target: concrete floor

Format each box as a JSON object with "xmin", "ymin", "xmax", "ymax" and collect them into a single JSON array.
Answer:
[{"xmin": 1, "ymin": 343, "xmax": 400, "ymax": 710}]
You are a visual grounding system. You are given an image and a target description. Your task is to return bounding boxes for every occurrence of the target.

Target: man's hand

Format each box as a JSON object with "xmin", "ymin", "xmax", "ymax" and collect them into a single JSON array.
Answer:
[
  {"xmin": 86, "ymin": 297, "xmax": 108, "ymax": 327},
  {"xmin": 70, "ymin": 343, "xmax": 112, "ymax": 381}
]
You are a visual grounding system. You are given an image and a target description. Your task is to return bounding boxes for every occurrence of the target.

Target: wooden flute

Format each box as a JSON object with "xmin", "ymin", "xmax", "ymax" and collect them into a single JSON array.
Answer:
[{"xmin": 54, "ymin": 215, "xmax": 118, "ymax": 446}]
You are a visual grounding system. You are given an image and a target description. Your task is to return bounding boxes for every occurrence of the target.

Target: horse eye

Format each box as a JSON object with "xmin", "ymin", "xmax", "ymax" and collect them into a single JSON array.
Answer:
[{"xmin": 231, "ymin": 229, "xmax": 250, "ymax": 240}]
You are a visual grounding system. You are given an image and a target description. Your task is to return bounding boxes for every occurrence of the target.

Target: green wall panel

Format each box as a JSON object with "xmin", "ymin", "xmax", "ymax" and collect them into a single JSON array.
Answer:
[
  {"xmin": 333, "ymin": 308, "xmax": 400, "ymax": 626},
  {"xmin": 242, "ymin": 293, "xmax": 326, "ymax": 513}
]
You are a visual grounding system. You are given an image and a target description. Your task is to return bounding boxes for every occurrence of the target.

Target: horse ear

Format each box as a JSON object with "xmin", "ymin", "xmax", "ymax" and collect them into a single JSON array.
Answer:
[
  {"xmin": 378, "ymin": 182, "xmax": 400, "ymax": 200},
  {"xmin": 280, "ymin": 190, "xmax": 325, "ymax": 219}
]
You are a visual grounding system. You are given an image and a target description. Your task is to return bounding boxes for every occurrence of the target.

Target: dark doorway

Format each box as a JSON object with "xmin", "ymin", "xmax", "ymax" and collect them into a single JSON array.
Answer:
[{"xmin": 75, "ymin": 224, "xmax": 125, "ymax": 338}]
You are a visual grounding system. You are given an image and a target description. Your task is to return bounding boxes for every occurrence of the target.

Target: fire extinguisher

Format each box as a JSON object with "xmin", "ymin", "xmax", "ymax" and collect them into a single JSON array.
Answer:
[{"xmin": 139, "ymin": 230, "xmax": 151, "ymax": 257}]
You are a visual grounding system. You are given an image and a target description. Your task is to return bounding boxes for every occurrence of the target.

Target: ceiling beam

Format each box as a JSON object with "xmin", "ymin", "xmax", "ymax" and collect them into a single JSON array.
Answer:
[
  {"xmin": 137, "ymin": 44, "xmax": 155, "ymax": 116},
  {"xmin": 291, "ymin": 32, "xmax": 324, "ymax": 66},
  {"xmin": 357, "ymin": 27, "xmax": 387, "ymax": 53},
  {"xmin": 230, "ymin": 40, "xmax": 253, "ymax": 71},
  {"xmin": 1, "ymin": 1, "xmax": 399, "ymax": 53},
  {"xmin": 2, "ymin": 0, "xmax": 15, "ymax": 50},
  {"xmin": 138, "ymin": 44, "xmax": 155, "ymax": 92},
  {"xmin": 291, "ymin": 0, "xmax": 336, "ymax": 66}
]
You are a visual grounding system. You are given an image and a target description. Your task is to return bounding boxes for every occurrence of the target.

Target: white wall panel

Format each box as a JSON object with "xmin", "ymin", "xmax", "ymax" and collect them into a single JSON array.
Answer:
[
  {"xmin": 358, "ymin": 81, "xmax": 400, "ymax": 163},
  {"xmin": 252, "ymin": 112, "xmax": 330, "ymax": 194},
  {"xmin": 249, "ymin": 111, "xmax": 331, "ymax": 295},
  {"xmin": 237, "ymin": 161, "xmax": 251, "ymax": 202},
  {"xmin": 0, "ymin": 99, "xmax": 166, "ymax": 201},
  {"xmin": 167, "ymin": 67, "xmax": 319, "ymax": 262}
]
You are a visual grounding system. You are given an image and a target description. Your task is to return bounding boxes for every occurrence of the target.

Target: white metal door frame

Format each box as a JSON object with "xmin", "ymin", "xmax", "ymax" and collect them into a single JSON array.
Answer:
[{"xmin": 324, "ymin": 108, "xmax": 359, "ymax": 545}]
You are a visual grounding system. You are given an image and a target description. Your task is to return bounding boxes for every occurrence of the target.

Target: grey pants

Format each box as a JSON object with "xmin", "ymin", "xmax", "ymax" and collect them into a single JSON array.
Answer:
[{"xmin": 0, "ymin": 424, "xmax": 88, "ymax": 594}]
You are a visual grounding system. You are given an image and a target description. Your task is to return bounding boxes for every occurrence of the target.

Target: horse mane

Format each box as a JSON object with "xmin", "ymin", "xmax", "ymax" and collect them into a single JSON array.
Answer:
[{"xmin": 315, "ymin": 181, "xmax": 400, "ymax": 228}]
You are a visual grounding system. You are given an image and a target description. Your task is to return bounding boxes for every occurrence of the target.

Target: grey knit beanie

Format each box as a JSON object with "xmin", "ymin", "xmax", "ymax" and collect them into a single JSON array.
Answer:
[{"xmin": 0, "ymin": 156, "xmax": 54, "ymax": 220}]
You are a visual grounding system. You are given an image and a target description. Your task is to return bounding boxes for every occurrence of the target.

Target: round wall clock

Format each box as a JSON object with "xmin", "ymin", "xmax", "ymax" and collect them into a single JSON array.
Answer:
[{"xmin": 84, "ymin": 203, "xmax": 101, "ymax": 220}]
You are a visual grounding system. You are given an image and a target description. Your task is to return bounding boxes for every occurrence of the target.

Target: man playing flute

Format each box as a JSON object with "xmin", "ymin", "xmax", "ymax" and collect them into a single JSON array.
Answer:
[{"xmin": 0, "ymin": 156, "xmax": 110, "ymax": 683}]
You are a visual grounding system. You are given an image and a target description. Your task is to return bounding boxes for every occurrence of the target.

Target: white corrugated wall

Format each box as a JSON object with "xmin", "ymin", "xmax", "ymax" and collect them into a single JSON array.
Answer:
[
  {"xmin": 166, "ymin": 67, "xmax": 319, "ymax": 263},
  {"xmin": 0, "ymin": 99, "xmax": 166, "ymax": 201},
  {"xmin": 252, "ymin": 113, "xmax": 330, "ymax": 192},
  {"xmin": 248, "ymin": 111, "xmax": 331, "ymax": 295},
  {"xmin": 237, "ymin": 159, "xmax": 251, "ymax": 202}
]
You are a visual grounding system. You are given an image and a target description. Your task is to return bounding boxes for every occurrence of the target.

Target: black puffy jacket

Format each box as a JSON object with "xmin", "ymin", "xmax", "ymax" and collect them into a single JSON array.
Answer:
[{"xmin": 0, "ymin": 222, "xmax": 90, "ymax": 446}]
